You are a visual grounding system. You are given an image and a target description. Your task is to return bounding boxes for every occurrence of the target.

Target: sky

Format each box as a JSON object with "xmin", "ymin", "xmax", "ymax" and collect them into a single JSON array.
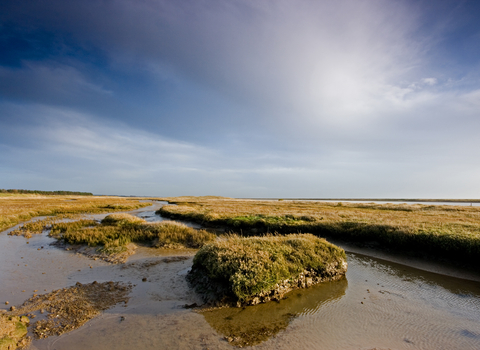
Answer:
[{"xmin": 1, "ymin": 0, "xmax": 480, "ymax": 198}]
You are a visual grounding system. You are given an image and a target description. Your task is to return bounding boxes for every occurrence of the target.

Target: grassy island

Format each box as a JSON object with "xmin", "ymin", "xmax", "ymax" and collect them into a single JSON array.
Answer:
[
  {"xmin": 187, "ymin": 234, "xmax": 347, "ymax": 306},
  {"xmin": 158, "ymin": 197, "xmax": 480, "ymax": 268},
  {"xmin": 49, "ymin": 213, "xmax": 216, "ymax": 262}
]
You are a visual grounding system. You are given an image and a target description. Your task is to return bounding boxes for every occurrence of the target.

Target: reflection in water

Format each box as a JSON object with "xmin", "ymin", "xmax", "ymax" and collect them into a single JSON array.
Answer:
[
  {"xmin": 201, "ymin": 253, "xmax": 480, "ymax": 349},
  {"xmin": 275, "ymin": 253, "xmax": 480, "ymax": 350},
  {"xmin": 201, "ymin": 278, "xmax": 348, "ymax": 347}
]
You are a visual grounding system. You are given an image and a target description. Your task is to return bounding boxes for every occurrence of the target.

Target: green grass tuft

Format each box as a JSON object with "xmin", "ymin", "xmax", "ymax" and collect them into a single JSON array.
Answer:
[{"xmin": 50, "ymin": 214, "xmax": 216, "ymax": 255}]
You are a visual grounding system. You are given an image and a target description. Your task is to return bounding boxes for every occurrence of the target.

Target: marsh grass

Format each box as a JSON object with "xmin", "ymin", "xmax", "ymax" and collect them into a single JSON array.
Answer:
[
  {"xmin": 8, "ymin": 217, "xmax": 60, "ymax": 238},
  {"xmin": 0, "ymin": 195, "xmax": 151, "ymax": 233},
  {"xmin": 50, "ymin": 214, "xmax": 216, "ymax": 255},
  {"xmin": 188, "ymin": 234, "xmax": 347, "ymax": 305},
  {"xmin": 158, "ymin": 197, "xmax": 480, "ymax": 267},
  {"xmin": 0, "ymin": 315, "xmax": 30, "ymax": 350},
  {"xmin": 100, "ymin": 213, "xmax": 145, "ymax": 226}
]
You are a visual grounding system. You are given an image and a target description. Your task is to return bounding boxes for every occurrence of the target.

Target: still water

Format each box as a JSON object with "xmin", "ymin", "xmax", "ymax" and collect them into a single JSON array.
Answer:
[{"xmin": 1, "ymin": 203, "xmax": 479, "ymax": 350}]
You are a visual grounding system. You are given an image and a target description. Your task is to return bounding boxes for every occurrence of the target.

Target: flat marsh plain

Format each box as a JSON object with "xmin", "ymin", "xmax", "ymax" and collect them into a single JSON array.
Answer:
[
  {"xmin": 2, "ymin": 195, "xmax": 480, "ymax": 349},
  {"xmin": 0, "ymin": 194, "xmax": 151, "ymax": 232},
  {"xmin": 158, "ymin": 196, "xmax": 480, "ymax": 268}
]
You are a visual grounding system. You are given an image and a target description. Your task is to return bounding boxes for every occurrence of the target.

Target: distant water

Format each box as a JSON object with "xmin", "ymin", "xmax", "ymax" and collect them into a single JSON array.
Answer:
[{"xmin": 253, "ymin": 199, "xmax": 480, "ymax": 206}]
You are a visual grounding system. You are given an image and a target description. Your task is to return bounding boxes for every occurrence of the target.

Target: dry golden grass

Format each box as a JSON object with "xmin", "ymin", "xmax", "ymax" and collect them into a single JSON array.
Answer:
[
  {"xmin": 158, "ymin": 197, "xmax": 480, "ymax": 266},
  {"xmin": 158, "ymin": 197, "xmax": 480, "ymax": 229},
  {"xmin": 0, "ymin": 195, "xmax": 151, "ymax": 233}
]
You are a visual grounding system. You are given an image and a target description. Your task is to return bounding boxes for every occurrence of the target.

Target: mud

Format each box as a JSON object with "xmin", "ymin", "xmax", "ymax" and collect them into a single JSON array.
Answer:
[
  {"xmin": 54, "ymin": 241, "xmax": 138, "ymax": 264},
  {"xmin": 122, "ymin": 256, "xmax": 190, "ymax": 271},
  {"xmin": 8, "ymin": 281, "xmax": 131, "ymax": 339}
]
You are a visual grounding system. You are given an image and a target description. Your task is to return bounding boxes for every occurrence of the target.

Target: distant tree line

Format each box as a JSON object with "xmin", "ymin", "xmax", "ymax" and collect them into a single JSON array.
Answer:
[{"xmin": 0, "ymin": 189, "xmax": 93, "ymax": 196}]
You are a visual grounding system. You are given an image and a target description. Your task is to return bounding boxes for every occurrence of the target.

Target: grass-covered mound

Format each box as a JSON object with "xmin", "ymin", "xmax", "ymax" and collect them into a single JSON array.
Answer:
[
  {"xmin": 188, "ymin": 234, "xmax": 347, "ymax": 306},
  {"xmin": 49, "ymin": 214, "xmax": 216, "ymax": 262}
]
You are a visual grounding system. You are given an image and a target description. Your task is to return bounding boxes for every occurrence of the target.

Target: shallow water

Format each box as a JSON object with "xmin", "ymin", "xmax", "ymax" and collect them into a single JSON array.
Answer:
[
  {"xmin": 1, "ymin": 203, "xmax": 480, "ymax": 350},
  {"xmin": 260, "ymin": 199, "xmax": 480, "ymax": 206}
]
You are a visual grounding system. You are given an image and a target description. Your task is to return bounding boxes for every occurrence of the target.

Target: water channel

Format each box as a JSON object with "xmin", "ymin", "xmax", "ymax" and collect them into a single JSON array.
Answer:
[{"xmin": 1, "ymin": 201, "xmax": 479, "ymax": 349}]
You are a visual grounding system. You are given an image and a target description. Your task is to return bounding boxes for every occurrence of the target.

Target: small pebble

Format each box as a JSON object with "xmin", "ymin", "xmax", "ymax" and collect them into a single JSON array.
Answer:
[
  {"xmin": 5, "ymin": 301, "xmax": 8, "ymax": 305},
  {"xmin": 142, "ymin": 278, "xmax": 147, "ymax": 282},
  {"xmin": 10, "ymin": 306, "xmax": 15, "ymax": 311}
]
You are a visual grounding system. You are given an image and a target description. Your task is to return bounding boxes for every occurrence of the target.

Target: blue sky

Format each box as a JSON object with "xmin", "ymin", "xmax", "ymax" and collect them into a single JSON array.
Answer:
[{"xmin": 1, "ymin": 0, "xmax": 480, "ymax": 198}]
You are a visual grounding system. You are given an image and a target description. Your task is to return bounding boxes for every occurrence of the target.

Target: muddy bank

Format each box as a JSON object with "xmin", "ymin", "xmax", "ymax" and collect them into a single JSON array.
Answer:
[{"xmin": 8, "ymin": 281, "xmax": 131, "ymax": 339}]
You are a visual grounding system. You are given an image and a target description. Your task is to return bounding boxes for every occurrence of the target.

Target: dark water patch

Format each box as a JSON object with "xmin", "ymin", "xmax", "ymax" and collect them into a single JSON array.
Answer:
[{"xmin": 460, "ymin": 329, "xmax": 480, "ymax": 339}]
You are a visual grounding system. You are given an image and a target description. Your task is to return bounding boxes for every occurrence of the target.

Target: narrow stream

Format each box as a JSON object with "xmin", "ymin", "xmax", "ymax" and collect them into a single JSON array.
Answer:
[{"xmin": 1, "ymin": 202, "xmax": 479, "ymax": 349}]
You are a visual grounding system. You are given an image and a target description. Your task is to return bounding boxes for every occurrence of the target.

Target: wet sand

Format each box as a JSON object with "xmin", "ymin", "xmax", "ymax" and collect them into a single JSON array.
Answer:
[{"xmin": 1, "ymin": 202, "xmax": 480, "ymax": 349}]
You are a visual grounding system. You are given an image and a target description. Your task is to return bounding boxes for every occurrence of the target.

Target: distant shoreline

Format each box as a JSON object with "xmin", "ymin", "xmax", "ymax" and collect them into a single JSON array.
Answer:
[{"xmin": 242, "ymin": 198, "xmax": 480, "ymax": 203}]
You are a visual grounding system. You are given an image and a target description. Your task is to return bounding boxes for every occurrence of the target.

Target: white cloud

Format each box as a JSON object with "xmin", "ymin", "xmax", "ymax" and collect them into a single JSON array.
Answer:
[{"xmin": 423, "ymin": 78, "xmax": 438, "ymax": 86}]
